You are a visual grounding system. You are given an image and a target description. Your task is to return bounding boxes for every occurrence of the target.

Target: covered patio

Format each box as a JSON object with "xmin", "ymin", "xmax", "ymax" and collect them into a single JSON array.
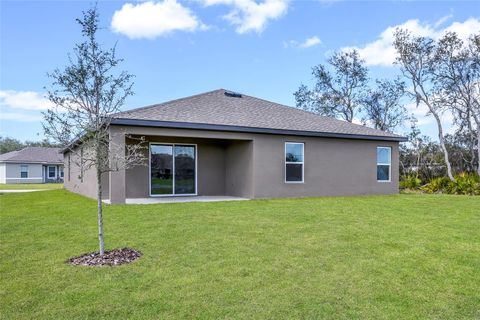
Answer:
[{"xmin": 107, "ymin": 126, "xmax": 255, "ymax": 204}]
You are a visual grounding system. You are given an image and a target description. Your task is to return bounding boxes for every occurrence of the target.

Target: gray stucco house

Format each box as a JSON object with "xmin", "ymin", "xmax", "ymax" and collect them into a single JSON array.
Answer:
[
  {"xmin": 0, "ymin": 147, "xmax": 64, "ymax": 184},
  {"xmin": 64, "ymin": 89, "xmax": 406, "ymax": 204}
]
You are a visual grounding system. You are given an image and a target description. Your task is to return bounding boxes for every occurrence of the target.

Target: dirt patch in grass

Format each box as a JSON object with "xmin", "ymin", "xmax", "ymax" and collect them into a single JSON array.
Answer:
[{"xmin": 67, "ymin": 248, "xmax": 142, "ymax": 266}]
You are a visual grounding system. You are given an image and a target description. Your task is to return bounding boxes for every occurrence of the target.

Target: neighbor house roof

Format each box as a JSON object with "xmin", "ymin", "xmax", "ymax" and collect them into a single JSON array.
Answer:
[
  {"xmin": 114, "ymin": 89, "xmax": 406, "ymax": 142},
  {"xmin": 0, "ymin": 147, "xmax": 63, "ymax": 164}
]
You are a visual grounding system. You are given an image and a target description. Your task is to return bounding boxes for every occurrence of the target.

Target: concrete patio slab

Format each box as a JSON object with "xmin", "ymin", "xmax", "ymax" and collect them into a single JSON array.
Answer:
[{"xmin": 104, "ymin": 196, "xmax": 250, "ymax": 204}]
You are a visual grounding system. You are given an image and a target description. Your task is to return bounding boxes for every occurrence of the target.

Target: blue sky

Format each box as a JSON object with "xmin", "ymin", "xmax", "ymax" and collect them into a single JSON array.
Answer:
[{"xmin": 1, "ymin": 0, "xmax": 479, "ymax": 141}]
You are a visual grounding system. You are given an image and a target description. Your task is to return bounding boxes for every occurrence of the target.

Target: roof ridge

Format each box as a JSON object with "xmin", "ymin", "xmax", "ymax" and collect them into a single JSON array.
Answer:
[{"xmin": 116, "ymin": 89, "xmax": 225, "ymax": 117}]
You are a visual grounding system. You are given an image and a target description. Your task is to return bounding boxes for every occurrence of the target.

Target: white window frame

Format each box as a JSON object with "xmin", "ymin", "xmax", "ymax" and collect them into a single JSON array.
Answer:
[
  {"xmin": 48, "ymin": 166, "xmax": 57, "ymax": 179},
  {"xmin": 149, "ymin": 142, "xmax": 198, "ymax": 197},
  {"xmin": 20, "ymin": 165, "xmax": 28, "ymax": 178},
  {"xmin": 285, "ymin": 142, "xmax": 304, "ymax": 184},
  {"xmin": 377, "ymin": 146, "xmax": 391, "ymax": 182}
]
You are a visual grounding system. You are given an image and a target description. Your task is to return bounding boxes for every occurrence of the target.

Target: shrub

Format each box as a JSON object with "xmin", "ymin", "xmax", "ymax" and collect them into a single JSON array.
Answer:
[
  {"xmin": 400, "ymin": 175, "xmax": 422, "ymax": 189},
  {"xmin": 445, "ymin": 173, "xmax": 480, "ymax": 195},
  {"xmin": 421, "ymin": 176, "xmax": 451, "ymax": 194},
  {"xmin": 421, "ymin": 173, "xmax": 480, "ymax": 195}
]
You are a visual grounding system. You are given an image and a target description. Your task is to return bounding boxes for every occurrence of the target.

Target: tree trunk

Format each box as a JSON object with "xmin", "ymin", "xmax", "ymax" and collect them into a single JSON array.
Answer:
[
  {"xmin": 433, "ymin": 112, "xmax": 455, "ymax": 181},
  {"xmin": 97, "ymin": 168, "xmax": 105, "ymax": 255}
]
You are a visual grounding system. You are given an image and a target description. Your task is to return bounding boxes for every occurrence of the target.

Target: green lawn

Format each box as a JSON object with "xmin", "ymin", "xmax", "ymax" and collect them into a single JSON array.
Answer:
[
  {"xmin": 1, "ymin": 191, "xmax": 479, "ymax": 319},
  {"xmin": 0, "ymin": 183, "xmax": 63, "ymax": 190}
]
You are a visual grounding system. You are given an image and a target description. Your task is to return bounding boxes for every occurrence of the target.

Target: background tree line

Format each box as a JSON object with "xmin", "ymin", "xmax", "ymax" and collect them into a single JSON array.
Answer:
[
  {"xmin": 0, "ymin": 136, "xmax": 60, "ymax": 154},
  {"xmin": 295, "ymin": 29, "xmax": 480, "ymax": 182}
]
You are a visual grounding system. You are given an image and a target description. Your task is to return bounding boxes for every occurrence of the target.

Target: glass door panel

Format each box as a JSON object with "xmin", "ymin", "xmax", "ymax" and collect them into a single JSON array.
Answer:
[
  {"xmin": 174, "ymin": 145, "xmax": 196, "ymax": 195},
  {"xmin": 150, "ymin": 144, "xmax": 196, "ymax": 196},
  {"xmin": 150, "ymin": 145, "xmax": 173, "ymax": 195}
]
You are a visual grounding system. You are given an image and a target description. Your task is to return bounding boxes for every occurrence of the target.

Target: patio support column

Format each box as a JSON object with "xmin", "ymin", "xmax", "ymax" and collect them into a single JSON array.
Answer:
[{"xmin": 109, "ymin": 128, "xmax": 126, "ymax": 204}]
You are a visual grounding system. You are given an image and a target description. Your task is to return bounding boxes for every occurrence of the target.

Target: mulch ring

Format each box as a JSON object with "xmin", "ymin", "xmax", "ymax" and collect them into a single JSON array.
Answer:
[{"xmin": 67, "ymin": 248, "xmax": 142, "ymax": 267}]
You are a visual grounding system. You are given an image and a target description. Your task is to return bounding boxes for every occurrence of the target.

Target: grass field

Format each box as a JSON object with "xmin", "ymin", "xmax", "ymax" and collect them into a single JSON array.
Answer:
[
  {"xmin": 1, "ymin": 190, "xmax": 479, "ymax": 319},
  {"xmin": 0, "ymin": 183, "xmax": 63, "ymax": 190}
]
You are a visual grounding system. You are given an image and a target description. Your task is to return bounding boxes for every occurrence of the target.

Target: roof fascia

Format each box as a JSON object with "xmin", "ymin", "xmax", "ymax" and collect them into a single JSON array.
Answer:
[{"xmin": 111, "ymin": 118, "xmax": 408, "ymax": 142}]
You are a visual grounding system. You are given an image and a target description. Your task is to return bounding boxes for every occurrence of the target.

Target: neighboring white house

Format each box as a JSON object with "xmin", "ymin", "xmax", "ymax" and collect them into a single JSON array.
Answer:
[{"xmin": 0, "ymin": 147, "xmax": 64, "ymax": 184}]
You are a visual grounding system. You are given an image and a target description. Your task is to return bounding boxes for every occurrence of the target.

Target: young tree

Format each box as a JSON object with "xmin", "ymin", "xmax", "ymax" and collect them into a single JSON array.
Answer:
[
  {"xmin": 393, "ymin": 29, "xmax": 455, "ymax": 180},
  {"xmin": 361, "ymin": 77, "xmax": 409, "ymax": 132},
  {"xmin": 43, "ymin": 6, "xmax": 145, "ymax": 255},
  {"xmin": 294, "ymin": 49, "xmax": 368, "ymax": 122}
]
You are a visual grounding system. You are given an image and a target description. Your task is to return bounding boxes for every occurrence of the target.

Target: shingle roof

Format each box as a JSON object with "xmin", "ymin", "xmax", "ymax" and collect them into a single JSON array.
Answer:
[
  {"xmin": 113, "ymin": 89, "xmax": 406, "ymax": 141},
  {"xmin": 0, "ymin": 147, "xmax": 63, "ymax": 164}
]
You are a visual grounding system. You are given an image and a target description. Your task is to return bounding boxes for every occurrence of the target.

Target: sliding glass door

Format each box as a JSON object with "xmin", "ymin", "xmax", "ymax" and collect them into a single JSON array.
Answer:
[
  {"xmin": 150, "ymin": 144, "xmax": 196, "ymax": 196},
  {"xmin": 150, "ymin": 145, "xmax": 174, "ymax": 195},
  {"xmin": 174, "ymin": 145, "xmax": 196, "ymax": 194}
]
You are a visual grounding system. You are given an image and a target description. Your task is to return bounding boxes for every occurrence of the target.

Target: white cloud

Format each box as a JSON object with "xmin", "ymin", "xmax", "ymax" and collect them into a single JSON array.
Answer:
[
  {"xmin": 299, "ymin": 36, "xmax": 322, "ymax": 48},
  {"xmin": 284, "ymin": 36, "xmax": 321, "ymax": 49},
  {"xmin": 0, "ymin": 90, "xmax": 53, "ymax": 111},
  {"xmin": 202, "ymin": 0, "xmax": 289, "ymax": 34},
  {"xmin": 111, "ymin": 0, "xmax": 207, "ymax": 39},
  {"xmin": 434, "ymin": 13, "xmax": 453, "ymax": 28},
  {"xmin": 343, "ymin": 17, "xmax": 480, "ymax": 67},
  {"xmin": 0, "ymin": 112, "xmax": 43, "ymax": 122}
]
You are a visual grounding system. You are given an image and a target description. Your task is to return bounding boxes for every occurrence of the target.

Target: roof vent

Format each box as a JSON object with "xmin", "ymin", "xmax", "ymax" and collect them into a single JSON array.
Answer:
[{"xmin": 224, "ymin": 90, "xmax": 242, "ymax": 98}]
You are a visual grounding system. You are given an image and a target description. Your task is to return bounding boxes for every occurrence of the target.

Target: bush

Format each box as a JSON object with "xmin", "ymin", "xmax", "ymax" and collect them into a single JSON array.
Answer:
[
  {"xmin": 400, "ymin": 175, "xmax": 422, "ymax": 189},
  {"xmin": 421, "ymin": 176, "xmax": 451, "ymax": 194},
  {"xmin": 445, "ymin": 173, "xmax": 480, "ymax": 195},
  {"xmin": 421, "ymin": 173, "xmax": 480, "ymax": 195}
]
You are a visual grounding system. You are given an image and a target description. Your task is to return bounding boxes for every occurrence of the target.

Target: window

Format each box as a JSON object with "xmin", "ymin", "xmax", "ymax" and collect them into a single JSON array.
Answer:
[
  {"xmin": 20, "ymin": 165, "xmax": 28, "ymax": 178},
  {"xmin": 60, "ymin": 167, "xmax": 64, "ymax": 178},
  {"xmin": 377, "ymin": 147, "xmax": 391, "ymax": 182},
  {"xmin": 285, "ymin": 142, "xmax": 304, "ymax": 183},
  {"xmin": 48, "ymin": 166, "xmax": 56, "ymax": 179}
]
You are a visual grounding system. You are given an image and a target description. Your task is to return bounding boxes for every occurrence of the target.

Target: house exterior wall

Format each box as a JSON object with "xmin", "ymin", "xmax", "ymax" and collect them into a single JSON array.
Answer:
[
  {"xmin": 104, "ymin": 125, "xmax": 399, "ymax": 201},
  {"xmin": 4, "ymin": 163, "xmax": 43, "ymax": 184},
  {"xmin": 0, "ymin": 163, "xmax": 6, "ymax": 183},
  {"xmin": 63, "ymin": 148, "xmax": 109, "ymax": 199},
  {"xmin": 225, "ymin": 140, "xmax": 254, "ymax": 198},
  {"xmin": 0, "ymin": 162, "xmax": 64, "ymax": 184},
  {"xmin": 253, "ymin": 135, "xmax": 398, "ymax": 198}
]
